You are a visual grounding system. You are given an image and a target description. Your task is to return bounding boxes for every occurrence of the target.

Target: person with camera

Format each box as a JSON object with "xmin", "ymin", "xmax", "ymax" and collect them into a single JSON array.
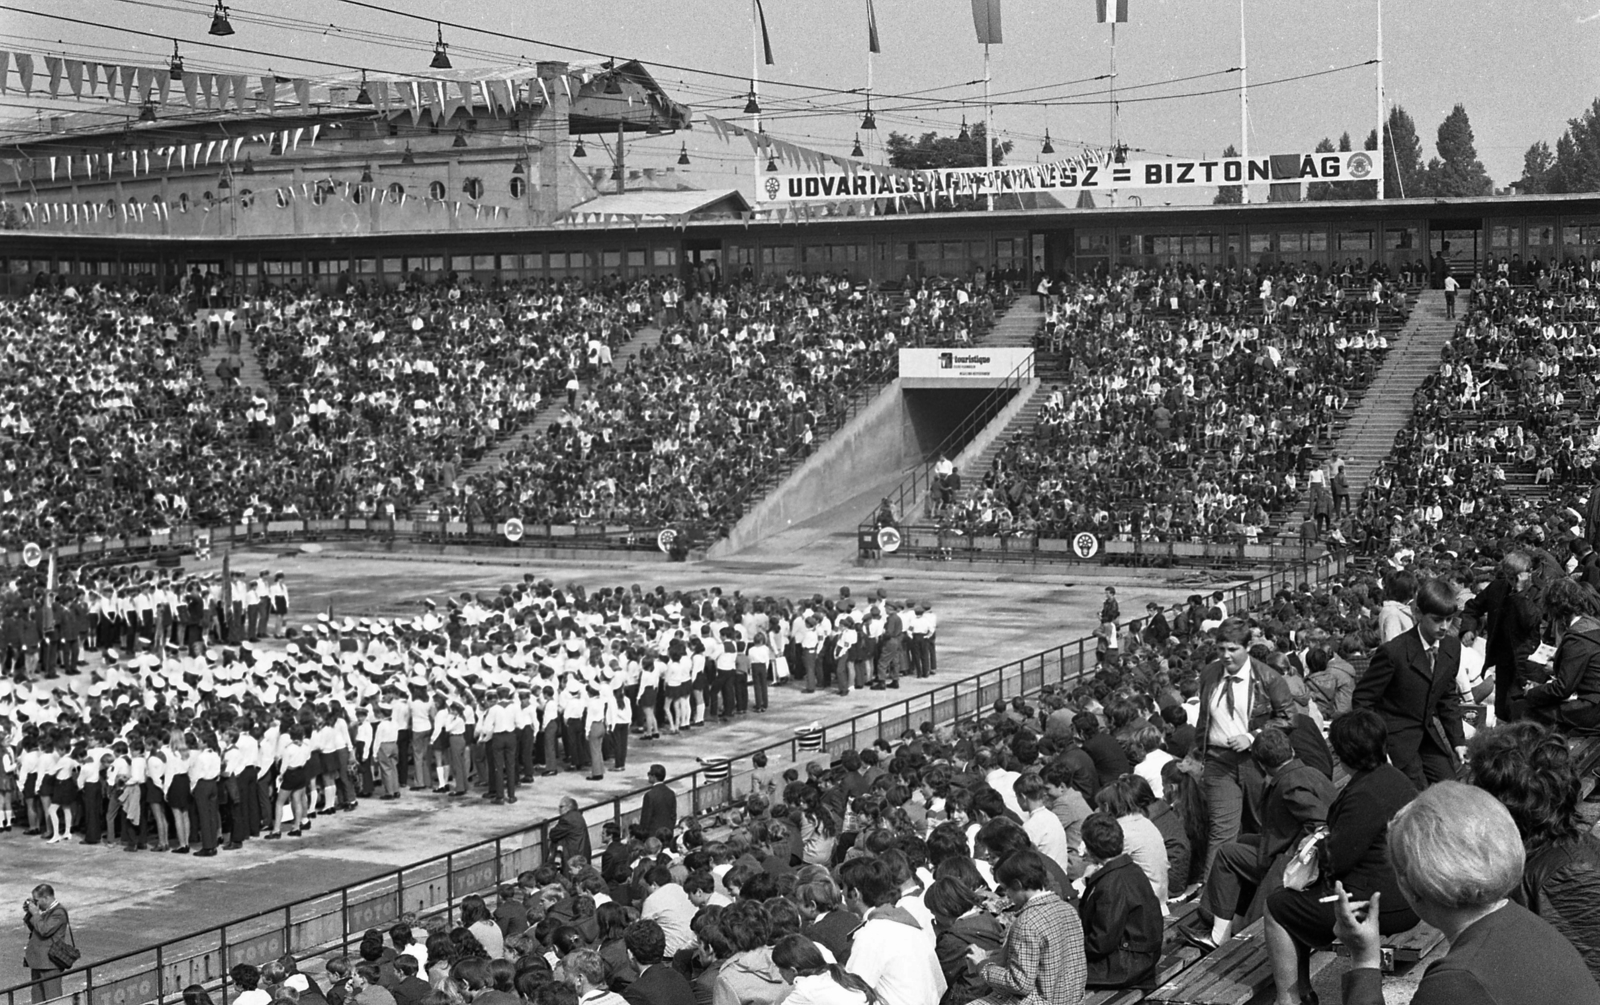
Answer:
[{"xmin": 22, "ymin": 883, "xmax": 76, "ymax": 1002}]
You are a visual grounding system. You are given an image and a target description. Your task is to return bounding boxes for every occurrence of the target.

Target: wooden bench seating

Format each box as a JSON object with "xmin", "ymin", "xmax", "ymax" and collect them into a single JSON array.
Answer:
[
  {"xmin": 1081, "ymin": 901, "xmax": 1203, "ymax": 1005},
  {"xmin": 1146, "ymin": 918, "xmax": 1271, "ymax": 1005}
]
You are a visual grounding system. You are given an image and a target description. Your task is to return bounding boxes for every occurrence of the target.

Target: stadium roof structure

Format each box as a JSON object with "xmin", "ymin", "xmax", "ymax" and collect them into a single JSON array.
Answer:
[
  {"xmin": 563, "ymin": 188, "xmax": 752, "ymax": 221},
  {"xmin": 0, "ymin": 58, "xmax": 690, "ymax": 154}
]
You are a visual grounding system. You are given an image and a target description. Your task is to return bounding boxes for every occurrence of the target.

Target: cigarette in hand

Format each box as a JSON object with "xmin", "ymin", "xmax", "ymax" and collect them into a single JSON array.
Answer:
[{"xmin": 1319, "ymin": 895, "xmax": 1370, "ymax": 910}]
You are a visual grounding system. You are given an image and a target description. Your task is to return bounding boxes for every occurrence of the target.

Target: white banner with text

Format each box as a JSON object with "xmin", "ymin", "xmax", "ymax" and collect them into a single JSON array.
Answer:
[
  {"xmin": 900, "ymin": 347, "xmax": 1035, "ymax": 387},
  {"xmin": 756, "ymin": 150, "xmax": 1378, "ymax": 204}
]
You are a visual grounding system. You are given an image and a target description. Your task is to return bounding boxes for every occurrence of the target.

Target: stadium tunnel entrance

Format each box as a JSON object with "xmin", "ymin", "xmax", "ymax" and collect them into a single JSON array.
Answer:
[{"xmin": 902, "ymin": 387, "xmax": 1015, "ymax": 467}]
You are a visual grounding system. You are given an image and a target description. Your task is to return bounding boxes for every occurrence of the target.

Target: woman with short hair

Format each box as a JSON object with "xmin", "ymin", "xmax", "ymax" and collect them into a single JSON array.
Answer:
[
  {"xmin": 1336, "ymin": 781, "xmax": 1600, "ymax": 1005},
  {"xmin": 771, "ymin": 934, "xmax": 874, "ymax": 1005},
  {"xmin": 1263, "ymin": 710, "xmax": 1419, "ymax": 1005}
]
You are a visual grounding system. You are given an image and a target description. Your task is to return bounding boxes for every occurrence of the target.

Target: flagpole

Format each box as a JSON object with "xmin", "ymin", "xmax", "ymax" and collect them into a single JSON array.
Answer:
[
  {"xmin": 866, "ymin": 49, "xmax": 874, "ymax": 165},
  {"xmin": 1239, "ymin": 0, "xmax": 1250, "ymax": 204},
  {"xmin": 1108, "ymin": 21, "xmax": 1118, "ymax": 207},
  {"xmin": 752, "ymin": 0, "xmax": 762, "ymax": 182},
  {"xmin": 983, "ymin": 43, "xmax": 993, "ymax": 211},
  {"xmin": 1375, "ymin": 0, "xmax": 1385, "ymax": 200}
]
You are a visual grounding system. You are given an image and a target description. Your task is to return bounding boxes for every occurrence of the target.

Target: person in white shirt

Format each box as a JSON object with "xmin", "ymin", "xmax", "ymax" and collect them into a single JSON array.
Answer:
[
  {"xmin": 840, "ymin": 857, "xmax": 945, "ymax": 1005},
  {"xmin": 1015, "ymin": 773, "xmax": 1074, "ymax": 879},
  {"xmin": 639, "ymin": 866, "xmax": 698, "ymax": 957}
]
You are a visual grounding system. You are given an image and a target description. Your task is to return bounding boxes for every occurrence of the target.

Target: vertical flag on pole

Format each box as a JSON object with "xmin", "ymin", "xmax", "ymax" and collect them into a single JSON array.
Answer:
[
  {"xmin": 753, "ymin": 0, "xmax": 776, "ymax": 65},
  {"xmin": 46, "ymin": 547, "xmax": 57, "ymax": 592},
  {"xmin": 1096, "ymin": 0, "xmax": 1128, "ymax": 22},
  {"xmin": 867, "ymin": 0, "xmax": 882, "ymax": 52},
  {"xmin": 971, "ymin": 0, "xmax": 1003, "ymax": 43}
]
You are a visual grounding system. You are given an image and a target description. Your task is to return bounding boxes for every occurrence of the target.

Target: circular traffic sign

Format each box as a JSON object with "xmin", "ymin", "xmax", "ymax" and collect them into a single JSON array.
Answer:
[
  {"xmin": 876, "ymin": 526, "xmax": 902, "ymax": 553},
  {"xmin": 657, "ymin": 528, "xmax": 679, "ymax": 554},
  {"xmin": 21, "ymin": 542, "xmax": 41, "ymax": 568},
  {"xmin": 1072, "ymin": 532, "xmax": 1100, "ymax": 558},
  {"xmin": 503, "ymin": 518, "xmax": 525, "ymax": 543}
]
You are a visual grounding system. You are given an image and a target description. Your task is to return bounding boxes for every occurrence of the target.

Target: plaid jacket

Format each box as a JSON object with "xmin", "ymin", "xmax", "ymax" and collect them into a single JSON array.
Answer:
[{"xmin": 977, "ymin": 891, "xmax": 1087, "ymax": 1005}]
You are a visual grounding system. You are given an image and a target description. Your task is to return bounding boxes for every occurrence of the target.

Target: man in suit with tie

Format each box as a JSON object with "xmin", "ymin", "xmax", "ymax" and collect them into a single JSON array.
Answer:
[
  {"xmin": 638, "ymin": 764, "xmax": 677, "ymax": 842},
  {"xmin": 1191, "ymin": 617, "xmax": 1295, "ymax": 881},
  {"xmin": 1354, "ymin": 577, "xmax": 1468, "ymax": 789}
]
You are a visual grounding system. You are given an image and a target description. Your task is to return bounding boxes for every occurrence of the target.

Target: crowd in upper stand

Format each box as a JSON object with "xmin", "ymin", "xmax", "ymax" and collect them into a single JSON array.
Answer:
[
  {"xmin": 931, "ymin": 262, "xmax": 1404, "ymax": 542},
  {"xmin": 0, "ymin": 271, "xmax": 1004, "ymax": 549}
]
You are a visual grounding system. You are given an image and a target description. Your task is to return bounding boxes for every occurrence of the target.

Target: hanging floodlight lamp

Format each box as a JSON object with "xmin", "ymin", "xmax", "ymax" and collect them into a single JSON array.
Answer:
[
  {"xmin": 573, "ymin": 137, "xmax": 587, "ymax": 157},
  {"xmin": 677, "ymin": 143, "xmax": 690, "ymax": 166},
  {"xmin": 1041, "ymin": 130, "xmax": 1055, "ymax": 155},
  {"xmin": 169, "ymin": 41, "xmax": 185, "ymax": 82},
  {"xmin": 430, "ymin": 23, "xmax": 452, "ymax": 69},
  {"xmin": 355, "ymin": 71, "xmax": 373, "ymax": 105},
  {"xmin": 208, "ymin": 0, "xmax": 235, "ymax": 36},
  {"xmin": 743, "ymin": 85, "xmax": 760, "ymax": 116},
  {"xmin": 851, "ymin": 134, "xmax": 864, "ymax": 158}
]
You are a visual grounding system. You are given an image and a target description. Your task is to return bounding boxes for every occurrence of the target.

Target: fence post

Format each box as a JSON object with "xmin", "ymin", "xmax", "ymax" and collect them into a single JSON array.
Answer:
[
  {"xmin": 446, "ymin": 852, "xmax": 455, "ymax": 919},
  {"xmin": 397, "ymin": 869, "xmax": 406, "ymax": 920},
  {"xmin": 341, "ymin": 888, "xmax": 350, "ymax": 951},
  {"xmin": 495, "ymin": 837, "xmax": 504, "ymax": 885},
  {"xmin": 156, "ymin": 945, "xmax": 165, "ymax": 1005}
]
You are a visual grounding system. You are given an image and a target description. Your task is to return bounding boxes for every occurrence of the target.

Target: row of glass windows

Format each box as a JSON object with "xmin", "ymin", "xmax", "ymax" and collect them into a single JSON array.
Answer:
[
  {"xmin": 1083, "ymin": 228, "xmax": 1421, "ymax": 257},
  {"xmin": 1489, "ymin": 222, "xmax": 1600, "ymax": 247}
]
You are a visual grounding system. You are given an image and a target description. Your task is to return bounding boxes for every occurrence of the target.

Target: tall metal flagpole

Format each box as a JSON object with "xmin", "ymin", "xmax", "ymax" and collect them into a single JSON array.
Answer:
[
  {"xmin": 1239, "ymin": 0, "xmax": 1250, "ymax": 204},
  {"xmin": 1107, "ymin": 21, "xmax": 1118, "ymax": 207},
  {"xmin": 1375, "ymin": 0, "xmax": 1385, "ymax": 200},
  {"xmin": 867, "ymin": 48, "xmax": 874, "ymax": 164},
  {"xmin": 752, "ymin": 0, "xmax": 762, "ymax": 181},
  {"xmin": 984, "ymin": 43, "xmax": 993, "ymax": 211}
]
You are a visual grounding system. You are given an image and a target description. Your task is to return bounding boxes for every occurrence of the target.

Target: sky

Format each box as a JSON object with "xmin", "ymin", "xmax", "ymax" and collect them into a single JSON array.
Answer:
[{"xmin": 3, "ymin": 0, "xmax": 1599, "ymax": 198}]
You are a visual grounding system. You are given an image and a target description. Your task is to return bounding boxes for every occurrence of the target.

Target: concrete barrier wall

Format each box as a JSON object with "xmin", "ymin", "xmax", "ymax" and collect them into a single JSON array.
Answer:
[{"xmin": 709, "ymin": 380, "xmax": 917, "ymax": 558}]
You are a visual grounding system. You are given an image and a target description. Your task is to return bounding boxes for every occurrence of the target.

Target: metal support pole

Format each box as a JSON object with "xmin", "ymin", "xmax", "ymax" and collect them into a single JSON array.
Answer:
[
  {"xmin": 984, "ymin": 44, "xmax": 993, "ymax": 212},
  {"xmin": 1239, "ymin": 0, "xmax": 1250, "ymax": 204},
  {"xmin": 1375, "ymin": 0, "xmax": 1385, "ymax": 200}
]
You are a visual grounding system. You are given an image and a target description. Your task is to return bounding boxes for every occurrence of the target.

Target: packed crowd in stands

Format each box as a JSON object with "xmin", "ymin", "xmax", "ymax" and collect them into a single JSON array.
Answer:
[
  {"xmin": 932, "ymin": 263, "xmax": 1403, "ymax": 542},
  {"xmin": 1341, "ymin": 277, "xmax": 1600, "ymax": 558},
  {"xmin": 440, "ymin": 276, "xmax": 1002, "ymax": 531},
  {"xmin": 0, "ymin": 272, "xmax": 1004, "ymax": 552},
  {"xmin": 27, "ymin": 537, "xmax": 1600, "ymax": 1005}
]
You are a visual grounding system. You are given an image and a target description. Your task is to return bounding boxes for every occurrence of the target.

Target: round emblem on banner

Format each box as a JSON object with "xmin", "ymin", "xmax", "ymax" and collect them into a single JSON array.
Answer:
[
  {"xmin": 21, "ymin": 542, "xmax": 42, "ymax": 568},
  {"xmin": 876, "ymin": 526, "xmax": 902, "ymax": 553},
  {"xmin": 1347, "ymin": 152, "xmax": 1373, "ymax": 179},
  {"xmin": 1072, "ymin": 532, "xmax": 1100, "ymax": 559},
  {"xmin": 657, "ymin": 528, "xmax": 679, "ymax": 554},
  {"xmin": 764, "ymin": 177, "xmax": 782, "ymax": 201},
  {"xmin": 503, "ymin": 518, "xmax": 524, "ymax": 543}
]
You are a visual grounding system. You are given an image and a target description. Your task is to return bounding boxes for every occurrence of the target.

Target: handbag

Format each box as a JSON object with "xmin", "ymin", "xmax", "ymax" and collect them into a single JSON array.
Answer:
[
  {"xmin": 46, "ymin": 919, "xmax": 80, "ymax": 971},
  {"xmin": 1281, "ymin": 826, "xmax": 1329, "ymax": 892}
]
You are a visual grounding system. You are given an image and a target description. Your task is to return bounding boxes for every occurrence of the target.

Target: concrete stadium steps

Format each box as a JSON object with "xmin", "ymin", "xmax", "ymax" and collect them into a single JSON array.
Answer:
[
  {"xmin": 941, "ymin": 381, "xmax": 1052, "ymax": 514},
  {"xmin": 196, "ymin": 313, "xmax": 272, "ymax": 395},
  {"xmin": 429, "ymin": 324, "xmax": 666, "ymax": 505},
  {"xmin": 981, "ymin": 296, "xmax": 1044, "ymax": 347},
  {"xmin": 1321, "ymin": 289, "xmax": 1456, "ymax": 501}
]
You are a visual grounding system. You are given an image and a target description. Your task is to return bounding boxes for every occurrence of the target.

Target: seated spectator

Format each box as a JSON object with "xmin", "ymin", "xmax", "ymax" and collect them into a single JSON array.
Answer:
[
  {"xmin": 1335, "ymin": 782, "xmax": 1600, "ymax": 1005},
  {"xmin": 769, "ymin": 934, "xmax": 874, "ymax": 1005},
  {"xmin": 924, "ymin": 877, "xmax": 1004, "ymax": 1005},
  {"xmin": 1468, "ymin": 721, "xmax": 1600, "ymax": 983},
  {"xmin": 1184, "ymin": 728, "xmax": 1334, "ymax": 951},
  {"xmin": 1263, "ymin": 710, "xmax": 1419, "ymax": 1005},
  {"xmin": 965, "ymin": 850, "xmax": 1087, "ymax": 1005},
  {"xmin": 1522, "ymin": 579, "xmax": 1600, "ymax": 733},
  {"xmin": 1078, "ymin": 813, "xmax": 1162, "ymax": 991},
  {"xmin": 559, "ymin": 949, "xmax": 625, "ymax": 1005},
  {"xmin": 711, "ymin": 900, "xmax": 788, "ymax": 1005},
  {"xmin": 1093, "ymin": 776, "xmax": 1171, "ymax": 911},
  {"xmin": 621, "ymin": 920, "xmax": 695, "ymax": 1005},
  {"xmin": 839, "ymin": 856, "xmax": 946, "ymax": 1005}
]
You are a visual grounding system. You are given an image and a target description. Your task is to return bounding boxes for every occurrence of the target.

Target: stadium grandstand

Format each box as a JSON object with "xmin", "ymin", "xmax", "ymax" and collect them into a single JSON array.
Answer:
[{"xmin": 7, "ymin": 2, "xmax": 1600, "ymax": 1005}]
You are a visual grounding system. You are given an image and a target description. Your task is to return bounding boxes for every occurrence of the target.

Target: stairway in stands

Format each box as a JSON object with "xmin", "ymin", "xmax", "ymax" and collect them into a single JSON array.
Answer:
[
  {"xmin": 981, "ymin": 296, "xmax": 1044, "ymax": 347},
  {"xmin": 1319, "ymin": 289, "xmax": 1455, "ymax": 502},
  {"xmin": 428, "ymin": 324, "xmax": 666, "ymax": 506},
  {"xmin": 197, "ymin": 312, "xmax": 272, "ymax": 395}
]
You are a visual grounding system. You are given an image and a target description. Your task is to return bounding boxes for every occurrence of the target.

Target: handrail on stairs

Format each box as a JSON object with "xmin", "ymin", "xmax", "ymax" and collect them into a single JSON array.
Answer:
[{"xmin": 858, "ymin": 352, "xmax": 1035, "ymax": 546}]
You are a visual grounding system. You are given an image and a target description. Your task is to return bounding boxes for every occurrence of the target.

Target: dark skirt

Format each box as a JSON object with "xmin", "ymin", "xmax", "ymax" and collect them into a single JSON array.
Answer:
[
  {"xmin": 51, "ymin": 776, "xmax": 79, "ymax": 807},
  {"xmin": 273, "ymin": 596, "xmax": 288, "ymax": 615},
  {"xmin": 306, "ymin": 751, "xmax": 326, "ymax": 778},
  {"xmin": 36, "ymin": 776, "xmax": 53, "ymax": 801},
  {"xmin": 167, "ymin": 772, "xmax": 193, "ymax": 812},
  {"xmin": 144, "ymin": 779, "xmax": 166, "ymax": 806},
  {"xmin": 1266, "ymin": 884, "xmax": 1420, "ymax": 950},
  {"xmin": 281, "ymin": 766, "xmax": 309, "ymax": 792}
]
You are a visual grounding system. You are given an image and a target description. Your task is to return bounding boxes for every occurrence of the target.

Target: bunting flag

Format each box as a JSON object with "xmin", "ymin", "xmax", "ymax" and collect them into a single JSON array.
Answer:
[
  {"xmin": 456, "ymin": 79, "xmax": 475, "ymax": 116},
  {"xmin": 155, "ymin": 68, "xmax": 171, "ymax": 105},
  {"xmin": 971, "ymin": 0, "xmax": 1003, "ymax": 44},
  {"xmin": 120, "ymin": 64, "xmax": 135, "ymax": 102},
  {"xmin": 293, "ymin": 77, "xmax": 310, "ymax": 112},
  {"xmin": 65, "ymin": 59, "xmax": 84, "ymax": 97},
  {"xmin": 45, "ymin": 55, "xmax": 62, "ymax": 96},
  {"xmin": 199, "ymin": 73, "xmax": 215, "ymax": 107},
  {"xmin": 231, "ymin": 136, "xmax": 244, "ymax": 160},
  {"xmin": 1096, "ymin": 0, "xmax": 1128, "ymax": 23},
  {"xmin": 135, "ymin": 66, "xmax": 153, "ymax": 101},
  {"xmin": 183, "ymin": 73, "xmax": 199, "ymax": 107},
  {"xmin": 369, "ymin": 78, "xmax": 389, "ymax": 111},
  {"xmin": 867, "ymin": 0, "xmax": 882, "ymax": 52},
  {"xmin": 260, "ymin": 75, "xmax": 276, "ymax": 109},
  {"xmin": 753, "ymin": 0, "xmax": 776, "ymax": 65},
  {"xmin": 16, "ymin": 53, "xmax": 34, "ymax": 94},
  {"xmin": 232, "ymin": 75, "xmax": 250, "ymax": 110},
  {"xmin": 101, "ymin": 63, "xmax": 118, "ymax": 95}
]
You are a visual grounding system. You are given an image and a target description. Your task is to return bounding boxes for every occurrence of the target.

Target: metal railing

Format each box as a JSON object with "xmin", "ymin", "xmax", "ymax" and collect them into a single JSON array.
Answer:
[
  {"xmin": 862, "ymin": 352, "xmax": 1036, "ymax": 542},
  {"xmin": 2, "ymin": 551, "xmax": 1347, "ymax": 1005}
]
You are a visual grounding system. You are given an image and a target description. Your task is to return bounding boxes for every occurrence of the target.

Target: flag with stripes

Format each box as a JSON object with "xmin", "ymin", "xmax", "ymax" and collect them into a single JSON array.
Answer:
[{"xmin": 1096, "ymin": 0, "xmax": 1128, "ymax": 22}]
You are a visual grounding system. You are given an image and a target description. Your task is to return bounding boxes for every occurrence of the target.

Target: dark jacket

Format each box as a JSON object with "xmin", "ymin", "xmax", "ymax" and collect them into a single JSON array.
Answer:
[
  {"xmin": 1353, "ymin": 628, "xmax": 1467, "ymax": 781},
  {"xmin": 1342, "ymin": 901, "xmax": 1600, "ymax": 1005},
  {"xmin": 1080, "ymin": 856, "xmax": 1163, "ymax": 990},
  {"xmin": 390, "ymin": 976, "xmax": 431, "ymax": 1005},
  {"xmin": 1192, "ymin": 656, "xmax": 1294, "ymax": 759},
  {"xmin": 639, "ymin": 782, "xmax": 678, "ymax": 839},
  {"xmin": 1462, "ymin": 575, "xmax": 1542, "ymax": 720},
  {"xmin": 1525, "ymin": 615, "xmax": 1600, "ymax": 732},
  {"xmin": 623, "ymin": 962, "xmax": 698, "ymax": 1005},
  {"xmin": 1320, "ymin": 764, "xmax": 1416, "ymax": 903},
  {"xmin": 804, "ymin": 908, "xmax": 862, "ymax": 966},
  {"xmin": 1516, "ymin": 832, "xmax": 1600, "ymax": 985},
  {"xmin": 1082, "ymin": 732, "xmax": 1131, "ymax": 792},
  {"xmin": 933, "ymin": 912, "xmax": 1005, "ymax": 1005},
  {"xmin": 549, "ymin": 807, "xmax": 592, "ymax": 865},
  {"xmin": 1146, "ymin": 799, "xmax": 1191, "ymax": 898},
  {"xmin": 1257, "ymin": 759, "xmax": 1336, "ymax": 868}
]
